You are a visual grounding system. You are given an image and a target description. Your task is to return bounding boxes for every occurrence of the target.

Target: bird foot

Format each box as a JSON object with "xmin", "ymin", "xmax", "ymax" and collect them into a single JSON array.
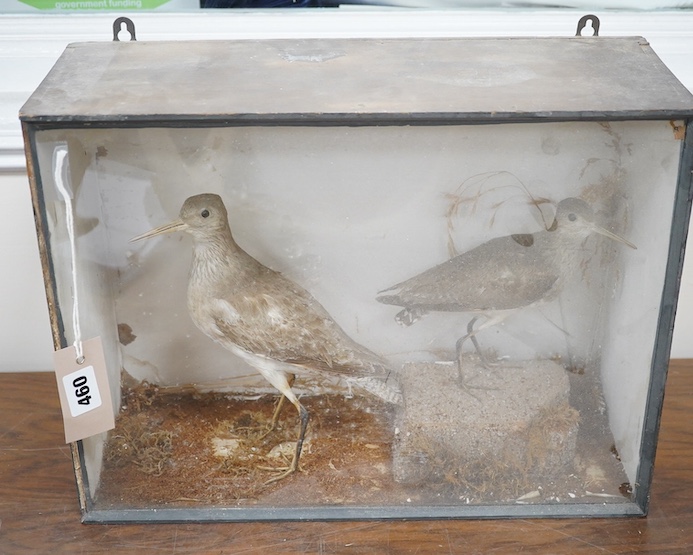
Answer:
[
  {"xmin": 455, "ymin": 361, "xmax": 502, "ymax": 401},
  {"xmin": 466, "ymin": 351, "xmax": 500, "ymax": 370},
  {"xmin": 258, "ymin": 461, "xmax": 302, "ymax": 485},
  {"xmin": 457, "ymin": 347, "xmax": 499, "ymax": 372},
  {"xmin": 235, "ymin": 395, "xmax": 290, "ymax": 442},
  {"xmin": 256, "ymin": 423, "xmax": 280, "ymax": 441},
  {"xmin": 257, "ymin": 437, "xmax": 307, "ymax": 484},
  {"xmin": 233, "ymin": 422, "xmax": 280, "ymax": 443}
]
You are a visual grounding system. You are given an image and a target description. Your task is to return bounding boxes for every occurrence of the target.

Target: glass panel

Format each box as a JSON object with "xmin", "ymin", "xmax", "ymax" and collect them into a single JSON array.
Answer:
[{"xmin": 33, "ymin": 120, "xmax": 679, "ymax": 514}]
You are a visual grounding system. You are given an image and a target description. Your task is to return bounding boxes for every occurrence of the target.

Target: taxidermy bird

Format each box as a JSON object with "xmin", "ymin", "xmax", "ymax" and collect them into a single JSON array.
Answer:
[
  {"xmin": 377, "ymin": 197, "xmax": 636, "ymax": 367},
  {"xmin": 132, "ymin": 193, "xmax": 401, "ymax": 483}
]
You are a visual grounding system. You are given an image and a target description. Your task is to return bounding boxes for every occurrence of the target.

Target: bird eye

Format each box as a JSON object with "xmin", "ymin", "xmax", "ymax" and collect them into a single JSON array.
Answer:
[
  {"xmin": 568, "ymin": 213, "xmax": 577, "ymax": 222},
  {"xmin": 201, "ymin": 209, "xmax": 210, "ymax": 218}
]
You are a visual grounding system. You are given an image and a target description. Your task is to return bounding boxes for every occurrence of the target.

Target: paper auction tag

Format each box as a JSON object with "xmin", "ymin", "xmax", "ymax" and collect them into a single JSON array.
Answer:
[{"xmin": 53, "ymin": 337, "xmax": 115, "ymax": 444}]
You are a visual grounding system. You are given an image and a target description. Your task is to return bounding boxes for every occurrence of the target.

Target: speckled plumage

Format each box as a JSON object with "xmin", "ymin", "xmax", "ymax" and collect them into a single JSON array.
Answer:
[
  {"xmin": 133, "ymin": 193, "xmax": 400, "ymax": 481},
  {"xmin": 377, "ymin": 197, "xmax": 635, "ymax": 361}
]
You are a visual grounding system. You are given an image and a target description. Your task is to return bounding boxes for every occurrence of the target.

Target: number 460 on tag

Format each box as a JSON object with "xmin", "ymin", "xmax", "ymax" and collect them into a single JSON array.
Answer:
[{"xmin": 62, "ymin": 366, "xmax": 103, "ymax": 418}]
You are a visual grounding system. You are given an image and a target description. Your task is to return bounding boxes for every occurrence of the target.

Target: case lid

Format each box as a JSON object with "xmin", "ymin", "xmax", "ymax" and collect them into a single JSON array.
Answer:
[{"xmin": 19, "ymin": 37, "xmax": 693, "ymax": 125}]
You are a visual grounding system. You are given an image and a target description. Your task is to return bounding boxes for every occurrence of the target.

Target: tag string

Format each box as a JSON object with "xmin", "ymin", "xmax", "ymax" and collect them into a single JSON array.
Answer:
[{"xmin": 53, "ymin": 147, "xmax": 85, "ymax": 364}]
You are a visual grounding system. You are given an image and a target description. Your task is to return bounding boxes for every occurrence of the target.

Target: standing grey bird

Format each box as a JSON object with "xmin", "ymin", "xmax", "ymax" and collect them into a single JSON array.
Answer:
[
  {"xmin": 377, "ymin": 197, "xmax": 636, "ymax": 366},
  {"xmin": 132, "ymin": 193, "xmax": 401, "ymax": 483}
]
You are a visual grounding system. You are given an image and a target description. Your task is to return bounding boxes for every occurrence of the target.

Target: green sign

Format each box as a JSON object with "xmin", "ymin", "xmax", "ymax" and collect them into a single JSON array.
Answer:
[{"xmin": 19, "ymin": 0, "xmax": 175, "ymax": 9}]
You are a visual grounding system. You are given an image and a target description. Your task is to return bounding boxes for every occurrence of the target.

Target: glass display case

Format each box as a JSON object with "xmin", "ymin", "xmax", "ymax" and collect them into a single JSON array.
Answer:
[{"xmin": 20, "ymin": 34, "xmax": 693, "ymax": 522}]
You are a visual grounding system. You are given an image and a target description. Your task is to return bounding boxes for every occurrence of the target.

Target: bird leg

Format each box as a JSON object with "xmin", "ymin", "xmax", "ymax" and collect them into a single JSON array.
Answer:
[
  {"xmin": 453, "ymin": 316, "xmax": 506, "ymax": 400},
  {"xmin": 254, "ymin": 370, "xmax": 310, "ymax": 484},
  {"xmin": 259, "ymin": 373, "xmax": 296, "ymax": 440},
  {"xmin": 456, "ymin": 316, "xmax": 498, "ymax": 370},
  {"xmin": 262, "ymin": 401, "xmax": 310, "ymax": 485}
]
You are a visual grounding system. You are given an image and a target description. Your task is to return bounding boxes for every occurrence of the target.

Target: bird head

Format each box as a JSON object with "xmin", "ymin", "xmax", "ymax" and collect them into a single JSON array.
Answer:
[
  {"xmin": 131, "ymin": 193, "xmax": 230, "ymax": 243},
  {"xmin": 553, "ymin": 197, "xmax": 636, "ymax": 249}
]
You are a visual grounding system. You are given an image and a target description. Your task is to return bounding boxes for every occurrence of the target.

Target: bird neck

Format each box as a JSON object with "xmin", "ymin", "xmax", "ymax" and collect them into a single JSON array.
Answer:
[{"xmin": 189, "ymin": 226, "xmax": 252, "ymax": 285}]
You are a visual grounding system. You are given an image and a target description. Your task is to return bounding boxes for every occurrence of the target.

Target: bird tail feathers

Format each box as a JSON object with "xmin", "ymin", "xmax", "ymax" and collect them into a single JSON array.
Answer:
[{"xmin": 350, "ymin": 376, "xmax": 403, "ymax": 405}]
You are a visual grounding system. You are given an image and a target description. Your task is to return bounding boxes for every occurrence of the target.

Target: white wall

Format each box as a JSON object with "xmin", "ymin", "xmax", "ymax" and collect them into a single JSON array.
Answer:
[
  {"xmin": 0, "ymin": 172, "xmax": 54, "ymax": 369},
  {"xmin": 1, "ymin": 9, "xmax": 692, "ymax": 371}
]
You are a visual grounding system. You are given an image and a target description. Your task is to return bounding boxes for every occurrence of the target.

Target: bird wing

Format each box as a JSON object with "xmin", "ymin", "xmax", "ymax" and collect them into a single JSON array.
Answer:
[
  {"xmin": 378, "ymin": 235, "xmax": 560, "ymax": 312},
  {"xmin": 207, "ymin": 279, "xmax": 390, "ymax": 379}
]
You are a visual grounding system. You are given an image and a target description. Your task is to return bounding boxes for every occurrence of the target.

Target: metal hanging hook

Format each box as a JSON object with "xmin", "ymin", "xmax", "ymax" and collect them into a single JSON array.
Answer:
[
  {"xmin": 113, "ymin": 17, "xmax": 137, "ymax": 42},
  {"xmin": 576, "ymin": 14, "xmax": 600, "ymax": 37}
]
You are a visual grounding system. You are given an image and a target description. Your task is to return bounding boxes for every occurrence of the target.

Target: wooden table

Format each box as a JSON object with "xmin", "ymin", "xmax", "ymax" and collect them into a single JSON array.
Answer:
[{"xmin": 1, "ymin": 362, "xmax": 692, "ymax": 554}]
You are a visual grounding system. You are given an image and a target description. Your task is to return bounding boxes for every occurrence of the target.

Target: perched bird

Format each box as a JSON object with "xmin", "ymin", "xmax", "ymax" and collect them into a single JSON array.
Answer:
[
  {"xmin": 132, "ymin": 193, "xmax": 401, "ymax": 483},
  {"xmin": 377, "ymin": 197, "xmax": 636, "ymax": 367}
]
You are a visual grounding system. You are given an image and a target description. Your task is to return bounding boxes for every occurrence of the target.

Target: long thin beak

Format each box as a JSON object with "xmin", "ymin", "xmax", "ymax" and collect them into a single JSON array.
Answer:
[
  {"xmin": 590, "ymin": 223, "xmax": 637, "ymax": 250},
  {"xmin": 130, "ymin": 219, "xmax": 188, "ymax": 242}
]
